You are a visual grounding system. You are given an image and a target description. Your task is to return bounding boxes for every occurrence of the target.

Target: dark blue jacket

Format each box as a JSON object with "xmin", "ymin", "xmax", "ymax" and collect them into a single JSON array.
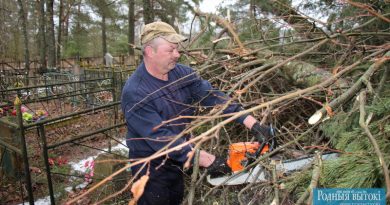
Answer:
[{"xmin": 121, "ymin": 62, "xmax": 248, "ymax": 164}]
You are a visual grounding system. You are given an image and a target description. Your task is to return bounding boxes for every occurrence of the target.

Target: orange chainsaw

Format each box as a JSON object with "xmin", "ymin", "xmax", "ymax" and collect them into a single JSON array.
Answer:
[
  {"xmin": 226, "ymin": 124, "xmax": 276, "ymax": 173},
  {"xmin": 227, "ymin": 141, "xmax": 270, "ymax": 172},
  {"xmin": 207, "ymin": 125, "xmax": 338, "ymax": 186}
]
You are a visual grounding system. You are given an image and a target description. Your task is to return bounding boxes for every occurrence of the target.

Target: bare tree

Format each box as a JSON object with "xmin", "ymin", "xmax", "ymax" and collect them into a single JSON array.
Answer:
[
  {"xmin": 88, "ymin": 0, "xmax": 117, "ymax": 65},
  {"xmin": 17, "ymin": 0, "xmax": 30, "ymax": 74},
  {"xmin": 57, "ymin": 0, "xmax": 64, "ymax": 66},
  {"xmin": 128, "ymin": 0, "xmax": 135, "ymax": 56},
  {"xmin": 142, "ymin": 0, "xmax": 154, "ymax": 24},
  {"xmin": 102, "ymin": 14, "xmax": 107, "ymax": 64},
  {"xmin": 38, "ymin": 0, "xmax": 46, "ymax": 72},
  {"xmin": 46, "ymin": 0, "xmax": 56, "ymax": 68}
]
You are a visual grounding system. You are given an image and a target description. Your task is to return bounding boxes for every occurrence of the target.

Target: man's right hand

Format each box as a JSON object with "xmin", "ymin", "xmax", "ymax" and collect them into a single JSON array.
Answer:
[
  {"xmin": 198, "ymin": 151, "xmax": 231, "ymax": 177},
  {"xmin": 206, "ymin": 156, "xmax": 231, "ymax": 178}
]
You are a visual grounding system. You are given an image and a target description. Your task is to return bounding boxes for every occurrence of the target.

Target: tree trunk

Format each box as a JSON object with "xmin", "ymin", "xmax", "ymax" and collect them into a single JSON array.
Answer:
[
  {"xmin": 57, "ymin": 0, "xmax": 64, "ymax": 66},
  {"xmin": 102, "ymin": 15, "xmax": 107, "ymax": 65},
  {"xmin": 17, "ymin": 0, "xmax": 30, "ymax": 75},
  {"xmin": 75, "ymin": 2, "xmax": 81, "ymax": 61},
  {"xmin": 64, "ymin": 13, "xmax": 69, "ymax": 42},
  {"xmin": 142, "ymin": 0, "xmax": 154, "ymax": 24},
  {"xmin": 255, "ymin": 45, "xmax": 349, "ymax": 89},
  {"xmin": 249, "ymin": 0, "xmax": 255, "ymax": 19},
  {"xmin": 38, "ymin": 0, "xmax": 46, "ymax": 73},
  {"xmin": 154, "ymin": 0, "xmax": 178, "ymax": 31},
  {"xmin": 46, "ymin": 0, "xmax": 56, "ymax": 68},
  {"xmin": 154, "ymin": 9, "xmax": 176, "ymax": 29},
  {"xmin": 63, "ymin": 0, "xmax": 73, "ymax": 45},
  {"xmin": 128, "ymin": 0, "xmax": 135, "ymax": 56}
]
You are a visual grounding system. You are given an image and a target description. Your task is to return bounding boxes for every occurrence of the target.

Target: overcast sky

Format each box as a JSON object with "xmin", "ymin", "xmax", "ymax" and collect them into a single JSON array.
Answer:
[
  {"xmin": 199, "ymin": 0, "xmax": 236, "ymax": 13},
  {"xmin": 199, "ymin": 1, "xmax": 220, "ymax": 13}
]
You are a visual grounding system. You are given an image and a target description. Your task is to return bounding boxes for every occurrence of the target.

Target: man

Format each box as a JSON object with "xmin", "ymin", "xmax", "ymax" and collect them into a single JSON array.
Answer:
[{"xmin": 121, "ymin": 21, "xmax": 272, "ymax": 205}]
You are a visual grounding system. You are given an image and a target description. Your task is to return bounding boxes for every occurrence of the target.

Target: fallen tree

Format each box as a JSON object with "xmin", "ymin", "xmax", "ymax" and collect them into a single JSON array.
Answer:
[{"xmin": 66, "ymin": 1, "xmax": 390, "ymax": 204}]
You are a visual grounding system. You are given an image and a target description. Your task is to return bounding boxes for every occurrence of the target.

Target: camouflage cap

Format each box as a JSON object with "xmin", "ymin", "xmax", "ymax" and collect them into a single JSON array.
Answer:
[{"xmin": 141, "ymin": 21, "xmax": 187, "ymax": 45}]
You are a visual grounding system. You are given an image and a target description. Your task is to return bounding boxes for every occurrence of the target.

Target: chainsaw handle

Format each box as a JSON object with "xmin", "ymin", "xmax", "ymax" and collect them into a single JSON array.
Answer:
[
  {"xmin": 251, "ymin": 123, "xmax": 274, "ymax": 143},
  {"xmin": 254, "ymin": 124, "xmax": 276, "ymax": 157}
]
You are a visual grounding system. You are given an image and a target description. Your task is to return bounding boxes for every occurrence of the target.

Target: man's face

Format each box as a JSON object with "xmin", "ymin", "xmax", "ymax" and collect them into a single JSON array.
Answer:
[{"xmin": 149, "ymin": 38, "xmax": 181, "ymax": 74}]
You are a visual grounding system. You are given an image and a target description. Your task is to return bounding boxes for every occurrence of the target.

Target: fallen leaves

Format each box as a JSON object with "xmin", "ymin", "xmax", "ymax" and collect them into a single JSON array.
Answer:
[{"xmin": 129, "ymin": 175, "xmax": 150, "ymax": 205}]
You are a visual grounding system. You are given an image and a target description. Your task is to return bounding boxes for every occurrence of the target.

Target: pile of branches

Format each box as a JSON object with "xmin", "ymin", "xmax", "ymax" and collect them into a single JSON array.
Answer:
[
  {"xmin": 68, "ymin": 4, "xmax": 390, "ymax": 205},
  {"xmin": 179, "ymin": 9, "xmax": 390, "ymax": 205}
]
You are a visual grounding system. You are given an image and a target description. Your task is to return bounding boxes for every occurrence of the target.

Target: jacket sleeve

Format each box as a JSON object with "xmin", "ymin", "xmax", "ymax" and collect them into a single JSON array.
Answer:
[
  {"xmin": 124, "ymin": 102, "xmax": 192, "ymax": 163},
  {"xmin": 188, "ymin": 71, "xmax": 248, "ymax": 124}
]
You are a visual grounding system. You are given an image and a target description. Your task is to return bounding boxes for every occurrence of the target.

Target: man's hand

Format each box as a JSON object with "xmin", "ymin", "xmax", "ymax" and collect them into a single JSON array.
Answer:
[
  {"xmin": 206, "ymin": 156, "xmax": 231, "ymax": 178},
  {"xmin": 198, "ymin": 150, "xmax": 215, "ymax": 167},
  {"xmin": 197, "ymin": 151, "xmax": 231, "ymax": 177},
  {"xmin": 251, "ymin": 122, "xmax": 274, "ymax": 143},
  {"xmin": 185, "ymin": 149, "xmax": 215, "ymax": 169}
]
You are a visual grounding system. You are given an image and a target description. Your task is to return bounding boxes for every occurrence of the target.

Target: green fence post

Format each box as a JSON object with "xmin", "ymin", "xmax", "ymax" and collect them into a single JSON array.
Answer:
[{"xmin": 15, "ymin": 96, "xmax": 34, "ymax": 205}]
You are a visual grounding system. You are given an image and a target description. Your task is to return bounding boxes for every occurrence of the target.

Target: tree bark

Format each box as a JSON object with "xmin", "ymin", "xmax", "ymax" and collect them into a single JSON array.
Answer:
[
  {"xmin": 17, "ymin": 0, "xmax": 30, "ymax": 74},
  {"xmin": 128, "ymin": 0, "xmax": 135, "ymax": 56},
  {"xmin": 142, "ymin": 0, "xmax": 154, "ymax": 24},
  {"xmin": 249, "ymin": 0, "xmax": 256, "ymax": 19},
  {"xmin": 278, "ymin": 59, "xmax": 349, "ymax": 88},
  {"xmin": 46, "ymin": 0, "xmax": 56, "ymax": 68},
  {"xmin": 57, "ymin": 0, "xmax": 64, "ymax": 66},
  {"xmin": 38, "ymin": 0, "xmax": 46, "ymax": 72},
  {"xmin": 102, "ymin": 14, "xmax": 107, "ymax": 65},
  {"xmin": 75, "ymin": 2, "xmax": 81, "ymax": 60},
  {"xmin": 63, "ymin": 0, "xmax": 74, "ymax": 44}
]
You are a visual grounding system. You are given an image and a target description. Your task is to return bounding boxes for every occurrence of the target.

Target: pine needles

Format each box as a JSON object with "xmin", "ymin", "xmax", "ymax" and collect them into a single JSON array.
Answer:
[{"xmin": 286, "ymin": 95, "xmax": 390, "ymax": 197}]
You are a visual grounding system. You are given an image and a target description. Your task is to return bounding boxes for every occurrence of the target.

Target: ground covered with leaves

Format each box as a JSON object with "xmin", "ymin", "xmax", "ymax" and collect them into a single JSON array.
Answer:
[{"xmin": 0, "ymin": 100, "xmax": 127, "ymax": 204}]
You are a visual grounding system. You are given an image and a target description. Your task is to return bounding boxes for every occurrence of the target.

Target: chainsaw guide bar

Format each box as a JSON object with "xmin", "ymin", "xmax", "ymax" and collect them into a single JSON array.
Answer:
[{"xmin": 207, "ymin": 153, "xmax": 338, "ymax": 186}]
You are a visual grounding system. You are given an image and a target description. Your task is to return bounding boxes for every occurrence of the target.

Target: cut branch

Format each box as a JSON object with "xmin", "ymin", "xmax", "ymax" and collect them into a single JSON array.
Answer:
[
  {"xmin": 346, "ymin": 0, "xmax": 390, "ymax": 23},
  {"xmin": 358, "ymin": 91, "xmax": 390, "ymax": 200},
  {"xmin": 195, "ymin": 9, "xmax": 246, "ymax": 51},
  {"xmin": 295, "ymin": 152, "xmax": 322, "ymax": 205},
  {"xmin": 309, "ymin": 50, "xmax": 390, "ymax": 124}
]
